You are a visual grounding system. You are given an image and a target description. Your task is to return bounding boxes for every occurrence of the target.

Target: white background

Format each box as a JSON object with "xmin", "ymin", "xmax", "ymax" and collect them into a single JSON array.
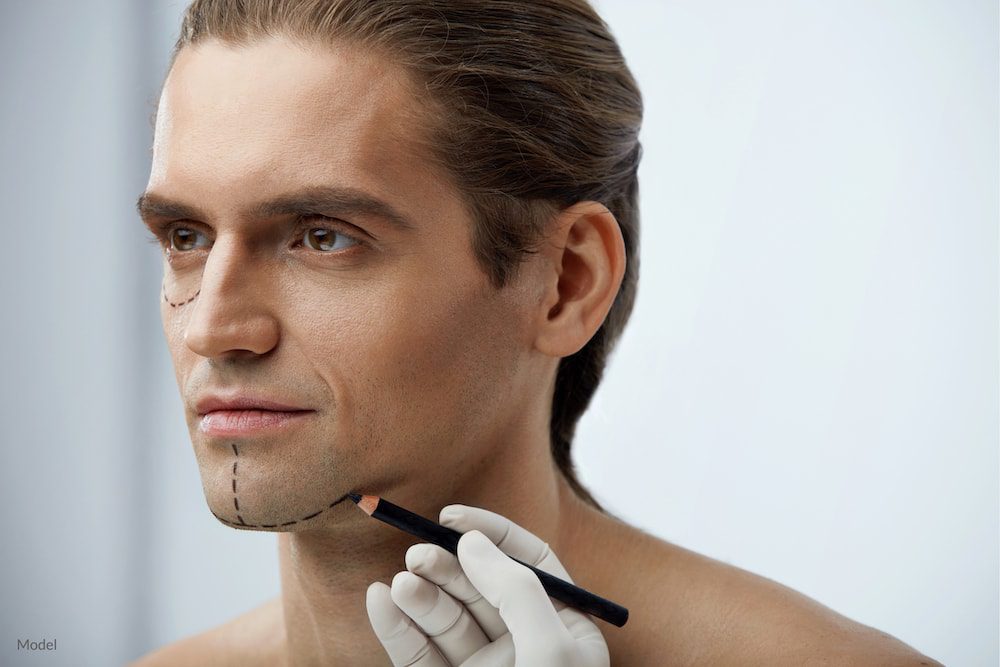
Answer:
[{"xmin": 0, "ymin": 1, "xmax": 995, "ymax": 665}]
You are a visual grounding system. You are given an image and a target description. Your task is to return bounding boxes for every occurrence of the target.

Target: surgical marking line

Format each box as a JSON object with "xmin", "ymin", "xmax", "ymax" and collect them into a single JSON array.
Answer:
[
  {"xmin": 213, "ymin": 441, "xmax": 351, "ymax": 529},
  {"xmin": 162, "ymin": 285, "xmax": 200, "ymax": 307}
]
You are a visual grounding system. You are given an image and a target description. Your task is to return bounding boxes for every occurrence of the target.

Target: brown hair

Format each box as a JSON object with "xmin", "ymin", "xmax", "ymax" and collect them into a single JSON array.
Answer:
[{"xmin": 167, "ymin": 0, "xmax": 642, "ymax": 512}]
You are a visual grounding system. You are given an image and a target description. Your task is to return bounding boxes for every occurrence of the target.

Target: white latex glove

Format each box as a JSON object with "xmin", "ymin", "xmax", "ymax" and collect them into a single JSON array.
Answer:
[{"xmin": 365, "ymin": 504, "xmax": 610, "ymax": 667}]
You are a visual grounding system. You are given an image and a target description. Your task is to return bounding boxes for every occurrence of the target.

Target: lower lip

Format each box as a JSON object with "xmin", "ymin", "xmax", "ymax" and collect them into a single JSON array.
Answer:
[{"xmin": 199, "ymin": 409, "xmax": 315, "ymax": 436}]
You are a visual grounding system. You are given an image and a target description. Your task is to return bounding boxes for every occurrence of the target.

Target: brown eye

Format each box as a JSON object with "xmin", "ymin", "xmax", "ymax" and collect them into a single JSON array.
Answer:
[
  {"xmin": 168, "ymin": 227, "xmax": 206, "ymax": 251},
  {"xmin": 302, "ymin": 227, "xmax": 357, "ymax": 252}
]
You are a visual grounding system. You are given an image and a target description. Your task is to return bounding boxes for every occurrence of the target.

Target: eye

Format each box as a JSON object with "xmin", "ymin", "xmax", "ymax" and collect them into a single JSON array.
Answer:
[
  {"xmin": 168, "ymin": 227, "xmax": 209, "ymax": 251},
  {"xmin": 300, "ymin": 226, "xmax": 360, "ymax": 252}
]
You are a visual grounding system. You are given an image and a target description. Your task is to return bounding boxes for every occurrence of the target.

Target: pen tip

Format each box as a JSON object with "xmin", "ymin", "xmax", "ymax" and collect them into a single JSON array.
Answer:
[{"xmin": 348, "ymin": 493, "xmax": 362, "ymax": 504}]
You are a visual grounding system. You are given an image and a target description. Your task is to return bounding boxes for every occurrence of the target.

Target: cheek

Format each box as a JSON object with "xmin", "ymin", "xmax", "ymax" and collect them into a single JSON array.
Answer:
[
  {"xmin": 305, "ymin": 275, "xmax": 524, "ymax": 439},
  {"xmin": 161, "ymin": 302, "xmax": 189, "ymax": 358},
  {"xmin": 159, "ymin": 259, "xmax": 202, "ymax": 384}
]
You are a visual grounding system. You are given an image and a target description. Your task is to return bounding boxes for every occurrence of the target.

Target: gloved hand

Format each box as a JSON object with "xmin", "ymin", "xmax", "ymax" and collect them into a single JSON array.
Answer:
[{"xmin": 366, "ymin": 504, "xmax": 610, "ymax": 666}]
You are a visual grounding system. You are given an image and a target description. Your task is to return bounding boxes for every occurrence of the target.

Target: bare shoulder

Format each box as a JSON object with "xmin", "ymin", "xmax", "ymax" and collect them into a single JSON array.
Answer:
[
  {"xmin": 128, "ymin": 596, "xmax": 285, "ymax": 667},
  {"xmin": 575, "ymin": 511, "xmax": 943, "ymax": 666}
]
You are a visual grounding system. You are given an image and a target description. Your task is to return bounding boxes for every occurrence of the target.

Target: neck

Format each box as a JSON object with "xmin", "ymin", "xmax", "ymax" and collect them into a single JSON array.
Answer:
[{"xmin": 275, "ymin": 435, "xmax": 596, "ymax": 666}]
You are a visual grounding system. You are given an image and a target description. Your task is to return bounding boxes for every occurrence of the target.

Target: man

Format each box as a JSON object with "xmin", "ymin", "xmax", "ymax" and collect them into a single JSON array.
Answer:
[{"xmin": 132, "ymin": 1, "xmax": 940, "ymax": 664}]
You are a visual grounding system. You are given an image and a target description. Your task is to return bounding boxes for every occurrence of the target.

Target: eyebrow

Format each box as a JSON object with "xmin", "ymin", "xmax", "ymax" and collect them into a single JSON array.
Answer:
[{"xmin": 135, "ymin": 185, "xmax": 415, "ymax": 231}]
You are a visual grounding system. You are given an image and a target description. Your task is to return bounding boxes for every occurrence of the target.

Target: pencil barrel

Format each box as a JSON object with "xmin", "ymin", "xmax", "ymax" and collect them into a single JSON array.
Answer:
[
  {"xmin": 515, "ymin": 557, "xmax": 629, "ymax": 627},
  {"xmin": 372, "ymin": 498, "xmax": 463, "ymax": 553}
]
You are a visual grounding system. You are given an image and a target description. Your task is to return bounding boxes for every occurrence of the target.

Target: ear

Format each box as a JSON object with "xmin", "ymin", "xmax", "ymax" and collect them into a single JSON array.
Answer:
[{"xmin": 533, "ymin": 201, "xmax": 626, "ymax": 357}]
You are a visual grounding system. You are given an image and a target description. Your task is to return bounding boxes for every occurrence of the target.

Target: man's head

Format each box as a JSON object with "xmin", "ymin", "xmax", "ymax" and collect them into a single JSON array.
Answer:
[{"xmin": 140, "ymin": 0, "xmax": 641, "ymax": 526}]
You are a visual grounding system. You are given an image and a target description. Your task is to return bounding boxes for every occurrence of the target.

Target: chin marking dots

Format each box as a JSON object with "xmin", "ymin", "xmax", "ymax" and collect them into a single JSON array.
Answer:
[{"xmin": 210, "ymin": 441, "xmax": 350, "ymax": 530}]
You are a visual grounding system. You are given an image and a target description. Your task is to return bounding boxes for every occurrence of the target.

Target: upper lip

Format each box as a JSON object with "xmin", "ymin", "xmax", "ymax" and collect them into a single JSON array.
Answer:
[{"xmin": 195, "ymin": 394, "xmax": 314, "ymax": 415}]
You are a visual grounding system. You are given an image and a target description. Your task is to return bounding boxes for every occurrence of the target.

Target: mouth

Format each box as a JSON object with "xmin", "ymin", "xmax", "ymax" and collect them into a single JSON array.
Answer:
[
  {"xmin": 198, "ymin": 408, "xmax": 316, "ymax": 437},
  {"xmin": 195, "ymin": 394, "xmax": 316, "ymax": 437}
]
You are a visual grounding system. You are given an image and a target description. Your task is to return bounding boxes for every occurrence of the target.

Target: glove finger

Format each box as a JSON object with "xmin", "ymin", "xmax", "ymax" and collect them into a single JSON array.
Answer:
[
  {"xmin": 457, "ymin": 632, "xmax": 515, "ymax": 667},
  {"xmin": 406, "ymin": 542, "xmax": 508, "ymax": 641},
  {"xmin": 440, "ymin": 505, "xmax": 573, "ymax": 584},
  {"xmin": 557, "ymin": 607, "xmax": 610, "ymax": 667},
  {"xmin": 366, "ymin": 581, "xmax": 451, "ymax": 667},
  {"xmin": 390, "ymin": 570, "xmax": 489, "ymax": 666},
  {"xmin": 457, "ymin": 530, "xmax": 576, "ymax": 659},
  {"xmin": 440, "ymin": 504, "xmax": 571, "ymax": 614}
]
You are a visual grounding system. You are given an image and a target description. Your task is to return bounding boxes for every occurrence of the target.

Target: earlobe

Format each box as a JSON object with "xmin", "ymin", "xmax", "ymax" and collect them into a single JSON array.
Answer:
[{"xmin": 534, "ymin": 202, "xmax": 626, "ymax": 358}]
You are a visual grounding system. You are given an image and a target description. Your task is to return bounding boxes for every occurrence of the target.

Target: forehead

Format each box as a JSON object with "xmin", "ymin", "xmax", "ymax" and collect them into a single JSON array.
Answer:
[{"xmin": 149, "ymin": 36, "xmax": 450, "ymax": 218}]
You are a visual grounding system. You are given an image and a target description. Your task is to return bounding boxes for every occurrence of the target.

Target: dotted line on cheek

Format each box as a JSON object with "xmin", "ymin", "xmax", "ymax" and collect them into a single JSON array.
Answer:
[
  {"xmin": 163, "ymin": 285, "xmax": 200, "ymax": 307},
  {"xmin": 210, "ymin": 441, "xmax": 351, "ymax": 529}
]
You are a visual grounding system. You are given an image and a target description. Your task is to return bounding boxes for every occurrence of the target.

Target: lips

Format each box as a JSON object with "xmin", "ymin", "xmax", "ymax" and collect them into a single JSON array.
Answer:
[
  {"xmin": 195, "ymin": 395, "xmax": 311, "ymax": 415},
  {"xmin": 195, "ymin": 393, "xmax": 316, "ymax": 437}
]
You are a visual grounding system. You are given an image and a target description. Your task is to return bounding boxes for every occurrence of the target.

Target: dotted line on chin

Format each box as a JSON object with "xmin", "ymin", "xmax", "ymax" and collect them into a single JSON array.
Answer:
[
  {"xmin": 211, "ymin": 442, "xmax": 350, "ymax": 529},
  {"xmin": 231, "ymin": 443, "xmax": 244, "ymax": 525},
  {"xmin": 163, "ymin": 285, "xmax": 200, "ymax": 307}
]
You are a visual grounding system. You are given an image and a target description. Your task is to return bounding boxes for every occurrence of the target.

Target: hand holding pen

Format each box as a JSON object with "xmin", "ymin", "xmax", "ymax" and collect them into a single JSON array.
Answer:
[{"xmin": 360, "ymin": 498, "xmax": 618, "ymax": 666}]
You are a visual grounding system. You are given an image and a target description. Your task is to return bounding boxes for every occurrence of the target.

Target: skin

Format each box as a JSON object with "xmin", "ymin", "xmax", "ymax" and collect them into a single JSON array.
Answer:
[{"xmin": 131, "ymin": 36, "xmax": 941, "ymax": 667}]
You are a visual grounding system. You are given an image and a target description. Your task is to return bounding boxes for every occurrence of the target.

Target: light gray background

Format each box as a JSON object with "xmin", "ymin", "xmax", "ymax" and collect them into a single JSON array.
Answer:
[{"xmin": 0, "ymin": 1, "xmax": 995, "ymax": 665}]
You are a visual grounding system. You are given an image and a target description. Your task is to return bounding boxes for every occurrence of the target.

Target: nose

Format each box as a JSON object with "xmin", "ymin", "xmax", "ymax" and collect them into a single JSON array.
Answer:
[{"xmin": 182, "ymin": 237, "xmax": 280, "ymax": 359}]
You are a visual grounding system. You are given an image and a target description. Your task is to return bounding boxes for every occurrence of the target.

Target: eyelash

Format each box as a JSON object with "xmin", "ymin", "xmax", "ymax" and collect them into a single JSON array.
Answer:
[{"xmin": 143, "ymin": 216, "xmax": 365, "ymax": 254}]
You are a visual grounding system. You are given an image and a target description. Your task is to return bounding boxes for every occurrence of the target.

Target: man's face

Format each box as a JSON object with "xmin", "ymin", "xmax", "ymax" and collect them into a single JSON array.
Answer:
[{"xmin": 141, "ymin": 37, "xmax": 540, "ymax": 529}]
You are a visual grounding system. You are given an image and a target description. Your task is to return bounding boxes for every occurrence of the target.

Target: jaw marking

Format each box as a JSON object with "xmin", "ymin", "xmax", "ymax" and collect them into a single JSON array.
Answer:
[{"xmin": 211, "ymin": 442, "xmax": 351, "ymax": 529}]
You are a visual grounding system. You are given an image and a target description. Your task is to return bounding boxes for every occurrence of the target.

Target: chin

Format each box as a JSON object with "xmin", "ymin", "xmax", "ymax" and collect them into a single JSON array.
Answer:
[{"xmin": 204, "ymin": 481, "xmax": 353, "ymax": 532}]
